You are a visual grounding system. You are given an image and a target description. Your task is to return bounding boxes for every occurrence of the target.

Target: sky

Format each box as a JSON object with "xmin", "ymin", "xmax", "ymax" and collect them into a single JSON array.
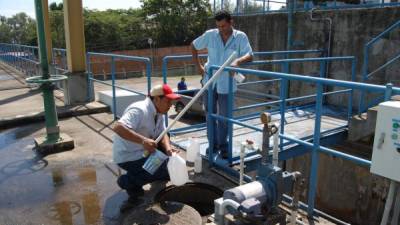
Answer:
[{"xmin": 0, "ymin": 0, "xmax": 142, "ymax": 18}]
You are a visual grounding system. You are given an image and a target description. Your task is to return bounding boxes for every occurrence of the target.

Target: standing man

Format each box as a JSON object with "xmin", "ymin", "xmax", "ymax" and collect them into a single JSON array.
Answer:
[
  {"xmin": 112, "ymin": 84, "xmax": 180, "ymax": 212},
  {"xmin": 191, "ymin": 10, "xmax": 253, "ymax": 158},
  {"xmin": 177, "ymin": 77, "xmax": 188, "ymax": 91}
]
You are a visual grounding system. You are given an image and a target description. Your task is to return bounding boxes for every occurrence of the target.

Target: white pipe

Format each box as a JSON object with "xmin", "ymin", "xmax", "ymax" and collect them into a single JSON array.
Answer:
[
  {"xmin": 240, "ymin": 142, "xmax": 246, "ymax": 185},
  {"xmin": 272, "ymin": 124, "xmax": 279, "ymax": 167},
  {"xmin": 381, "ymin": 180, "xmax": 397, "ymax": 225},
  {"xmin": 219, "ymin": 199, "xmax": 241, "ymax": 222},
  {"xmin": 154, "ymin": 51, "xmax": 238, "ymax": 144},
  {"xmin": 391, "ymin": 182, "xmax": 400, "ymax": 225}
]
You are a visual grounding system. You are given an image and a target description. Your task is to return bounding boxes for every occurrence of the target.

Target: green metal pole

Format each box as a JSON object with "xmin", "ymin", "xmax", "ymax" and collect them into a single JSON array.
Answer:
[{"xmin": 34, "ymin": 0, "xmax": 60, "ymax": 142}]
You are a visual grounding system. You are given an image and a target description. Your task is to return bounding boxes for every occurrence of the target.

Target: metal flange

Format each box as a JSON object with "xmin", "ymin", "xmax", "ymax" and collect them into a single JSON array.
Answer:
[{"xmin": 26, "ymin": 75, "xmax": 67, "ymax": 84}]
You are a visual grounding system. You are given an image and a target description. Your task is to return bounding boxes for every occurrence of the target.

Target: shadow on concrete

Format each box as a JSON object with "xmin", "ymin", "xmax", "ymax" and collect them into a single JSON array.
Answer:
[
  {"xmin": 75, "ymin": 115, "xmax": 114, "ymax": 143},
  {"xmin": 102, "ymin": 191, "xmax": 128, "ymax": 225},
  {"xmin": 0, "ymin": 89, "xmax": 40, "ymax": 106}
]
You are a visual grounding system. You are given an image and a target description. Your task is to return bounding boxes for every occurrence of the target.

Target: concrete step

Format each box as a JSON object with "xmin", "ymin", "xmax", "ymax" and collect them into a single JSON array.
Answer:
[
  {"xmin": 0, "ymin": 101, "xmax": 110, "ymax": 129},
  {"xmin": 348, "ymin": 96, "xmax": 399, "ymax": 141}
]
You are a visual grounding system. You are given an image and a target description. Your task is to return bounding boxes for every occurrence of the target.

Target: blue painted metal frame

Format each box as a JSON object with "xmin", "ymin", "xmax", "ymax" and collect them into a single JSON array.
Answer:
[
  {"xmin": 206, "ymin": 63, "xmax": 399, "ymax": 216},
  {"xmin": 86, "ymin": 52, "xmax": 152, "ymax": 120},
  {"xmin": 215, "ymin": 0, "xmax": 400, "ymax": 16},
  {"xmin": 163, "ymin": 50, "xmax": 324, "ymax": 133},
  {"xmin": 359, "ymin": 19, "xmax": 400, "ymax": 114},
  {"xmin": 0, "ymin": 43, "xmax": 40, "ymax": 77}
]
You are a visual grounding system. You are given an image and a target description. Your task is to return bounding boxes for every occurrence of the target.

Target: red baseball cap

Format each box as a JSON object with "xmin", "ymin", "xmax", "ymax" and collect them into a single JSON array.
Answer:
[{"xmin": 150, "ymin": 84, "xmax": 180, "ymax": 100}]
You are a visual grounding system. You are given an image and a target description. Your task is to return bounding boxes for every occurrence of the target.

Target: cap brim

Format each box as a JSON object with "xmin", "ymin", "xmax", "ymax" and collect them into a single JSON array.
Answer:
[{"xmin": 165, "ymin": 93, "xmax": 181, "ymax": 100}]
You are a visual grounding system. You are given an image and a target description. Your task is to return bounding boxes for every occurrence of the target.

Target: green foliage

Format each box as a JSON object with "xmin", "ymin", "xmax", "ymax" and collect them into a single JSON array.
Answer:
[
  {"xmin": 141, "ymin": 0, "xmax": 211, "ymax": 47},
  {"xmin": 1, "ymin": 0, "xmax": 211, "ymax": 51},
  {"xmin": 0, "ymin": 13, "xmax": 37, "ymax": 45},
  {"xmin": 49, "ymin": 2, "xmax": 63, "ymax": 11},
  {"xmin": 83, "ymin": 8, "xmax": 147, "ymax": 51}
]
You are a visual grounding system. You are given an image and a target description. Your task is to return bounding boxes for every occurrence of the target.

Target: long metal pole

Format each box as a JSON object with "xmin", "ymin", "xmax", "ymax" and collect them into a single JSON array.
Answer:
[
  {"xmin": 34, "ymin": 0, "xmax": 60, "ymax": 141},
  {"xmin": 154, "ymin": 52, "xmax": 238, "ymax": 144}
]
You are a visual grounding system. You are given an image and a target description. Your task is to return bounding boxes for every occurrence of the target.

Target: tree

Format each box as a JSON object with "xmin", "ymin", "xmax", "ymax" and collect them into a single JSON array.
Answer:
[
  {"xmin": 49, "ymin": 2, "xmax": 63, "ymax": 11},
  {"xmin": 0, "ymin": 13, "xmax": 37, "ymax": 45},
  {"xmin": 141, "ymin": 0, "xmax": 211, "ymax": 47}
]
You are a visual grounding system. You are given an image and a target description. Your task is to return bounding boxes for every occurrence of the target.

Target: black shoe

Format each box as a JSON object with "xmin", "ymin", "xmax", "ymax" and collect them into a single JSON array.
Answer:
[
  {"xmin": 119, "ymin": 196, "xmax": 144, "ymax": 213},
  {"xmin": 127, "ymin": 189, "xmax": 144, "ymax": 198}
]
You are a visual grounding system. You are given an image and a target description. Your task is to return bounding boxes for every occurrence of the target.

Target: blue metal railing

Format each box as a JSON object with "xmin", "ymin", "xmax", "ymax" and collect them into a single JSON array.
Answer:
[
  {"xmin": 163, "ymin": 49, "xmax": 324, "ymax": 133},
  {"xmin": 167, "ymin": 54, "xmax": 355, "ymax": 137},
  {"xmin": 215, "ymin": 0, "xmax": 400, "ymax": 15},
  {"xmin": 206, "ymin": 64, "xmax": 400, "ymax": 216},
  {"xmin": 359, "ymin": 19, "xmax": 400, "ymax": 114},
  {"xmin": 86, "ymin": 52, "xmax": 152, "ymax": 120},
  {"xmin": 0, "ymin": 43, "xmax": 40, "ymax": 77}
]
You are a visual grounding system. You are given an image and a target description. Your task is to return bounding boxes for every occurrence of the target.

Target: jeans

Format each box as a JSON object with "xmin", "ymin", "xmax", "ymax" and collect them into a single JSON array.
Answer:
[
  {"xmin": 117, "ymin": 157, "xmax": 169, "ymax": 196},
  {"xmin": 203, "ymin": 88, "xmax": 230, "ymax": 152}
]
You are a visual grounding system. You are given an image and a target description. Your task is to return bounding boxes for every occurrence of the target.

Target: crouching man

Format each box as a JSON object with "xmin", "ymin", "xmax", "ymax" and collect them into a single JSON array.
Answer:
[{"xmin": 112, "ymin": 84, "xmax": 180, "ymax": 212}]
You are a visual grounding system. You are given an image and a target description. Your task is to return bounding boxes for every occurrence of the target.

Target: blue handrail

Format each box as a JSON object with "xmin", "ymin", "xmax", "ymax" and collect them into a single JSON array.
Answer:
[
  {"xmin": 215, "ymin": 0, "xmax": 400, "ymax": 15},
  {"xmin": 359, "ymin": 19, "xmax": 400, "ymax": 114},
  {"xmin": 206, "ymin": 63, "xmax": 399, "ymax": 216},
  {"xmin": 86, "ymin": 52, "xmax": 152, "ymax": 120}
]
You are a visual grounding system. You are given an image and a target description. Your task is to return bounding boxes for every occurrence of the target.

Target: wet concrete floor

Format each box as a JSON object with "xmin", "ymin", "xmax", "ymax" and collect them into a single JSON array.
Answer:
[{"xmin": 0, "ymin": 113, "xmax": 236, "ymax": 225}]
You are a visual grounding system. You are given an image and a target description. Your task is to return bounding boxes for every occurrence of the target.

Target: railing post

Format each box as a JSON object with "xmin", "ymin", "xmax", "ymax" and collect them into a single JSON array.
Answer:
[
  {"xmin": 307, "ymin": 83, "xmax": 323, "ymax": 216},
  {"xmin": 228, "ymin": 72, "xmax": 234, "ymax": 163},
  {"xmin": 86, "ymin": 52, "xmax": 93, "ymax": 101},
  {"xmin": 146, "ymin": 59, "xmax": 152, "ymax": 95},
  {"xmin": 359, "ymin": 45, "xmax": 369, "ymax": 114},
  {"xmin": 348, "ymin": 58, "xmax": 356, "ymax": 121},
  {"xmin": 279, "ymin": 78, "xmax": 288, "ymax": 153},
  {"xmin": 319, "ymin": 60, "xmax": 327, "ymax": 105},
  {"xmin": 111, "ymin": 56, "xmax": 117, "ymax": 120},
  {"xmin": 207, "ymin": 67, "xmax": 215, "ymax": 167},
  {"xmin": 384, "ymin": 83, "xmax": 393, "ymax": 101},
  {"xmin": 162, "ymin": 57, "xmax": 167, "ymax": 84}
]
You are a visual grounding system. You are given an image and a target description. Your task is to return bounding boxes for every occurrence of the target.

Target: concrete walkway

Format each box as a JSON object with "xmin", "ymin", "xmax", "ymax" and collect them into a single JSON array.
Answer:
[
  {"xmin": 0, "ymin": 62, "xmax": 335, "ymax": 225},
  {"xmin": 0, "ymin": 63, "xmax": 110, "ymax": 129}
]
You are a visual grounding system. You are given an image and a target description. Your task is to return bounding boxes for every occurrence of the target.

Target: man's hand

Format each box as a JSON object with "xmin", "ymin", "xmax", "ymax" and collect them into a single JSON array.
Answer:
[
  {"xmin": 230, "ymin": 59, "xmax": 239, "ymax": 68},
  {"xmin": 142, "ymin": 138, "xmax": 157, "ymax": 154},
  {"xmin": 165, "ymin": 146, "xmax": 180, "ymax": 156}
]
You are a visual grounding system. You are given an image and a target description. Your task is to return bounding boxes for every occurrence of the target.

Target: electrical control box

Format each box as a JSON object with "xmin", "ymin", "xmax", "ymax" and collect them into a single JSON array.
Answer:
[{"xmin": 370, "ymin": 101, "xmax": 400, "ymax": 182}]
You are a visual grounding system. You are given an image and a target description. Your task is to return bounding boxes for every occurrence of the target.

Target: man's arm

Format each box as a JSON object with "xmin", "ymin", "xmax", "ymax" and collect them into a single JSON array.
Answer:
[
  {"xmin": 231, "ymin": 53, "xmax": 253, "ymax": 67},
  {"xmin": 113, "ymin": 122, "xmax": 157, "ymax": 153},
  {"xmin": 191, "ymin": 42, "xmax": 205, "ymax": 75},
  {"xmin": 159, "ymin": 134, "xmax": 179, "ymax": 156}
]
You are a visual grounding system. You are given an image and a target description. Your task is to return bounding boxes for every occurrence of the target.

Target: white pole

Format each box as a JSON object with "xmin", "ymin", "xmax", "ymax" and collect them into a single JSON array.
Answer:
[
  {"xmin": 381, "ymin": 180, "xmax": 397, "ymax": 225},
  {"xmin": 273, "ymin": 124, "xmax": 279, "ymax": 167},
  {"xmin": 154, "ymin": 51, "xmax": 238, "ymax": 144}
]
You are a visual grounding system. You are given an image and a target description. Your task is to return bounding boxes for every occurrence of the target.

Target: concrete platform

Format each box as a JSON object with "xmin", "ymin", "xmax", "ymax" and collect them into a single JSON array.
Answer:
[
  {"xmin": 0, "ymin": 64, "xmax": 110, "ymax": 129},
  {"xmin": 172, "ymin": 104, "xmax": 348, "ymax": 160},
  {"xmin": 0, "ymin": 112, "xmax": 336, "ymax": 225}
]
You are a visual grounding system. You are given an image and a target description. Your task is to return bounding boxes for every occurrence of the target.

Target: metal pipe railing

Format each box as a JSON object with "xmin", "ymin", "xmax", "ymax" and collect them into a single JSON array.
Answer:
[
  {"xmin": 206, "ymin": 63, "xmax": 399, "ymax": 216},
  {"xmin": 86, "ymin": 52, "xmax": 152, "ymax": 120}
]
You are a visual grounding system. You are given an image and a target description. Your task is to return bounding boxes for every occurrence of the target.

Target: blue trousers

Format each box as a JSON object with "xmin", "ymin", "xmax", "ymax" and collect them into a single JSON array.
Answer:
[
  {"xmin": 203, "ymin": 89, "xmax": 229, "ymax": 152},
  {"xmin": 117, "ymin": 157, "xmax": 169, "ymax": 195}
]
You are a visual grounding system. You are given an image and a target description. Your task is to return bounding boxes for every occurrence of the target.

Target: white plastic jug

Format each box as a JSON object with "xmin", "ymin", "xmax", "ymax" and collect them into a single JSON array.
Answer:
[
  {"xmin": 167, "ymin": 153, "xmax": 189, "ymax": 186},
  {"xmin": 186, "ymin": 137, "xmax": 200, "ymax": 163},
  {"xmin": 194, "ymin": 152, "xmax": 202, "ymax": 173}
]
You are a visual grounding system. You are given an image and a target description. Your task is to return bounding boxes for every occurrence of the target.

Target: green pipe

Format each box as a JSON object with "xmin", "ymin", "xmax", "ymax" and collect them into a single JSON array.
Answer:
[
  {"xmin": 34, "ymin": 0, "xmax": 49, "ymax": 79},
  {"xmin": 34, "ymin": 0, "xmax": 60, "ymax": 141}
]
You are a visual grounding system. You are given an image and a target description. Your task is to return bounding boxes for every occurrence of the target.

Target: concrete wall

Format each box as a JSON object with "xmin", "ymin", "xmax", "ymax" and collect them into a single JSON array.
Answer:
[
  {"xmin": 286, "ymin": 149, "xmax": 389, "ymax": 225},
  {"xmin": 215, "ymin": 6, "xmax": 400, "ymax": 109}
]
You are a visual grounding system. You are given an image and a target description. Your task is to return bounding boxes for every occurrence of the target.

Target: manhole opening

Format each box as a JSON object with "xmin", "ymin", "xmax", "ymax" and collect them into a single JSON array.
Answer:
[{"xmin": 154, "ymin": 182, "xmax": 223, "ymax": 216}]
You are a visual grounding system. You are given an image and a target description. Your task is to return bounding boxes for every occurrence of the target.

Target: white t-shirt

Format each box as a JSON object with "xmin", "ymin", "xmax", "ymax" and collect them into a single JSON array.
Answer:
[{"xmin": 113, "ymin": 98, "xmax": 166, "ymax": 164}]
